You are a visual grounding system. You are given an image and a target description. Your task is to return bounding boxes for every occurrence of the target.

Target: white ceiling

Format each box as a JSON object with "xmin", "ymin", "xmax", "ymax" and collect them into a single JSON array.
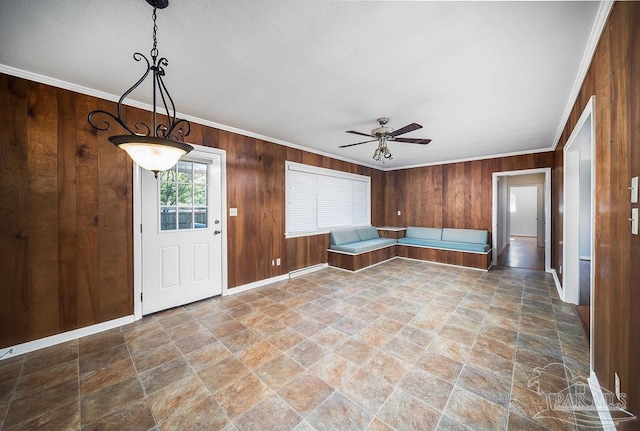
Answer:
[{"xmin": 0, "ymin": 0, "xmax": 602, "ymax": 170}]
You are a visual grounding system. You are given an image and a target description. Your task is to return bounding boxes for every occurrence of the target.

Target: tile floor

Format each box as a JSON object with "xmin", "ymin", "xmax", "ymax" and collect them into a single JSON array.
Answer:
[{"xmin": 0, "ymin": 259, "xmax": 598, "ymax": 430}]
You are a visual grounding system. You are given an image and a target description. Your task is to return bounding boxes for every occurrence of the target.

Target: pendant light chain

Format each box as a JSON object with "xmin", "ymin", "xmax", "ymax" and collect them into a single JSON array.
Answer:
[{"xmin": 151, "ymin": 6, "xmax": 158, "ymax": 62}]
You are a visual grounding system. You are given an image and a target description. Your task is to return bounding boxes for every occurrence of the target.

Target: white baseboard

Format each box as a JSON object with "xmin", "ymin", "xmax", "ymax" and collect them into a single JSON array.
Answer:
[
  {"xmin": 289, "ymin": 263, "xmax": 328, "ymax": 278},
  {"xmin": 549, "ymin": 268, "xmax": 564, "ymax": 300},
  {"xmin": 0, "ymin": 315, "xmax": 135, "ymax": 361},
  {"xmin": 224, "ymin": 274, "xmax": 290, "ymax": 296},
  {"xmin": 588, "ymin": 372, "xmax": 616, "ymax": 430},
  {"xmin": 226, "ymin": 263, "xmax": 332, "ymax": 294}
]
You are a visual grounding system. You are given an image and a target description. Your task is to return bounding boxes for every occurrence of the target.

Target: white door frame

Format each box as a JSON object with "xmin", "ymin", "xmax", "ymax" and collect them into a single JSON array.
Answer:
[
  {"xmin": 133, "ymin": 145, "xmax": 228, "ymax": 320},
  {"xmin": 563, "ymin": 96, "xmax": 595, "ymax": 372},
  {"xmin": 492, "ymin": 167, "xmax": 551, "ymax": 271}
]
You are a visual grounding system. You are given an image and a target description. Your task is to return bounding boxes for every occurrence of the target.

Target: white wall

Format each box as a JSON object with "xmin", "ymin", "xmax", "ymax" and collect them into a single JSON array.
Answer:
[
  {"xmin": 497, "ymin": 178, "xmax": 509, "ymax": 252},
  {"xmin": 579, "ymin": 159, "xmax": 592, "ymax": 258},
  {"xmin": 507, "ymin": 173, "xmax": 545, "ymax": 246},
  {"xmin": 510, "ymin": 186, "xmax": 538, "ymax": 236}
]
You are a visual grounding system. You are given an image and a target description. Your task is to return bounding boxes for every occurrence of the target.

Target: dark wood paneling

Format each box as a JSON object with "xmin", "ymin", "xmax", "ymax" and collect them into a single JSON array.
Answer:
[
  {"xmin": 286, "ymin": 235, "xmax": 329, "ymax": 273},
  {"xmin": 0, "ymin": 75, "xmax": 30, "ymax": 347},
  {"xmin": 26, "ymin": 81, "xmax": 59, "ymax": 339},
  {"xmin": 552, "ymin": 3, "xmax": 640, "ymax": 425},
  {"xmin": 388, "ymin": 153, "xmax": 554, "ymax": 232},
  {"xmin": 327, "ymin": 246, "xmax": 396, "ymax": 272},
  {"xmin": 396, "ymin": 245, "xmax": 491, "ymax": 270},
  {"xmin": 56, "ymin": 89, "xmax": 78, "ymax": 331},
  {"xmin": 76, "ymin": 94, "xmax": 101, "ymax": 327}
]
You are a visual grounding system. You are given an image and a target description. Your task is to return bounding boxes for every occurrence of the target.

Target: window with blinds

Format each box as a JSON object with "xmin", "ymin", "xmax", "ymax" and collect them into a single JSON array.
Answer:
[{"xmin": 285, "ymin": 161, "xmax": 371, "ymax": 237}]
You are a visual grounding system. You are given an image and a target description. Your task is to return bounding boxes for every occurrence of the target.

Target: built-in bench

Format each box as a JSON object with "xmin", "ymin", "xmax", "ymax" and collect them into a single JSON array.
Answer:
[
  {"xmin": 327, "ymin": 226, "xmax": 492, "ymax": 272},
  {"xmin": 397, "ymin": 226, "xmax": 492, "ymax": 270},
  {"xmin": 327, "ymin": 227, "xmax": 397, "ymax": 271}
]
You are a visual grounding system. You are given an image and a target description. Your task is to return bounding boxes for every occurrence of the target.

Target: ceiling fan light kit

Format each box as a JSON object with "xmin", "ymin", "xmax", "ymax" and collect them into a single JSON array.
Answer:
[
  {"xmin": 340, "ymin": 117, "xmax": 431, "ymax": 163},
  {"xmin": 87, "ymin": 0, "xmax": 193, "ymax": 178}
]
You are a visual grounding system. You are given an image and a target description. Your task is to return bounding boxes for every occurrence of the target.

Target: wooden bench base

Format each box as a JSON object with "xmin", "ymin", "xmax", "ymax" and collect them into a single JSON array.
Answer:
[
  {"xmin": 327, "ymin": 246, "xmax": 396, "ymax": 272},
  {"xmin": 328, "ymin": 244, "xmax": 492, "ymax": 272},
  {"xmin": 396, "ymin": 244, "xmax": 491, "ymax": 270}
]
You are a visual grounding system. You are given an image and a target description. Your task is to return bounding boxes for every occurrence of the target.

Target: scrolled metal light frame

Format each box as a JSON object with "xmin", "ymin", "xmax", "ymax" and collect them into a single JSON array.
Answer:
[{"xmin": 88, "ymin": 0, "xmax": 193, "ymax": 176}]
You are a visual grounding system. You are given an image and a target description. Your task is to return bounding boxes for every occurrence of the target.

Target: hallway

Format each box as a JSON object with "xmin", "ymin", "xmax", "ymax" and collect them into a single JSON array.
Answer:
[{"xmin": 497, "ymin": 237, "xmax": 544, "ymax": 271}]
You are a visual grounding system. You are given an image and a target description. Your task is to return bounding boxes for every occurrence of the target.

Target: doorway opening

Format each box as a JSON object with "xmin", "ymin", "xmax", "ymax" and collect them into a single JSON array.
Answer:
[
  {"xmin": 492, "ymin": 168, "xmax": 551, "ymax": 272},
  {"xmin": 563, "ymin": 96, "xmax": 595, "ymax": 360}
]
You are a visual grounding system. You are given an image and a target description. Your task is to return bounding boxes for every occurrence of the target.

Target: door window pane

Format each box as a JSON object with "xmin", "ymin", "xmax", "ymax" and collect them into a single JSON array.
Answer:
[
  {"xmin": 160, "ymin": 182, "xmax": 176, "ymax": 206},
  {"xmin": 194, "ymin": 162, "xmax": 207, "ymax": 184},
  {"xmin": 177, "ymin": 161, "xmax": 193, "ymax": 182},
  {"xmin": 159, "ymin": 161, "xmax": 209, "ymax": 231},
  {"xmin": 160, "ymin": 207, "xmax": 177, "ymax": 230},
  {"xmin": 178, "ymin": 208, "xmax": 193, "ymax": 229},
  {"xmin": 178, "ymin": 183, "xmax": 193, "ymax": 206},
  {"xmin": 194, "ymin": 185, "xmax": 207, "ymax": 206},
  {"xmin": 194, "ymin": 208, "xmax": 207, "ymax": 229}
]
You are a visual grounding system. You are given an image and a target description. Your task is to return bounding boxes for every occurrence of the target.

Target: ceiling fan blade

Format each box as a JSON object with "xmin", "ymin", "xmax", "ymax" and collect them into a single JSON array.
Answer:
[
  {"xmin": 339, "ymin": 139, "xmax": 377, "ymax": 148},
  {"xmin": 390, "ymin": 123, "xmax": 422, "ymax": 137},
  {"xmin": 393, "ymin": 137, "xmax": 432, "ymax": 145},
  {"xmin": 346, "ymin": 130, "xmax": 373, "ymax": 138}
]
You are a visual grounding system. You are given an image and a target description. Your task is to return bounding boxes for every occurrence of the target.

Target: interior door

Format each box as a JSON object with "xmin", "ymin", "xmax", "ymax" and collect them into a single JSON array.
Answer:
[{"xmin": 141, "ymin": 152, "xmax": 223, "ymax": 315}]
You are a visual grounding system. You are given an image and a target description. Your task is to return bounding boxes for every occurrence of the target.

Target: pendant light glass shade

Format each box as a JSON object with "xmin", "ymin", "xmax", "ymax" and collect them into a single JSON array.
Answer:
[{"xmin": 110, "ymin": 135, "xmax": 192, "ymax": 174}]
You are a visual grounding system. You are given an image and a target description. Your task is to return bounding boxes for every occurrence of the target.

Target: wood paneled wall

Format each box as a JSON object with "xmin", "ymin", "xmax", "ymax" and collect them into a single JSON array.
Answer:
[
  {"xmin": 0, "ymin": 77, "xmax": 133, "ymax": 347},
  {"xmin": 553, "ymin": 3, "xmax": 640, "ymax": 425},
  {"xmin": 0, "ymin": 74, "xmax": 385, "ymax": 348},
  {"xmin": 385, "ymin": 153, "xmax": 554, "ymax": 231}
]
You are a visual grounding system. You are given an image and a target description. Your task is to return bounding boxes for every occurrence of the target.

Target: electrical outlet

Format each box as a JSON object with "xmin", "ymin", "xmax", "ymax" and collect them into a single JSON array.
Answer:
[
  {"xmin": 397, "ymin": 210, "xmax": 401, "ymax": 216},
  {"xmin": 276, "ymin": 258, "xmax": 281, "ymax": 266},
  {"xmin": 271, "ymin": 259, "xmax": 275, "ymax": 266},
  {"xmin": 229, "ymin": 208, "xmax": 238, "ymax": 217},
  {"xmin": 559, "ymin": 265, "xmax": 562, "ymax": 274},
  {"xmin": 615, "ymin": 373, "xmax": 621, "ymax": 401}
]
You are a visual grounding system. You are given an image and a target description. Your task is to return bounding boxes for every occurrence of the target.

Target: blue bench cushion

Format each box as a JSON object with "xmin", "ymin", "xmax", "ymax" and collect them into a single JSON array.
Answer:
[
  {"xmin": 357, "ymin": 227, "xmax": 379, "ymax": 241},
  {"xmin": 398, "ymin": 237, "xmax": 489, "ymax": 253},
  {"xmin": 441, "ymin": 228, "xmax": 488, "ymax": 245},
  {"xmin": 398, "ymin": 237, "xmax": 448, "ymax": 248},
  {"xmin": 330, "ymin": 228, "xmax": 360, "ymax": 245},
  {"xmin": 405, "ymin": 227, "xmax": 443, "ymax": 241},
  {"xmin": 330, "ymin": 238, "xmax": 396, "ymax": 254}
]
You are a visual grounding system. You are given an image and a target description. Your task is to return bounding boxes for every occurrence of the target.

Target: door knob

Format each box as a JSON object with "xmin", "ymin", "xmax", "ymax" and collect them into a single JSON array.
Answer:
[{"xmin": 213, "ymin": 230, "xmax": 221, "ymax": 235}]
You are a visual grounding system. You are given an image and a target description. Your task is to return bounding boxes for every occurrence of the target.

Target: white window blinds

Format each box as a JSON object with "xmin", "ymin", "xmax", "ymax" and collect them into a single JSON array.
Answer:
[{"xmin": 286, "ymin": 161, "xmax": 371, "ymax": 237}]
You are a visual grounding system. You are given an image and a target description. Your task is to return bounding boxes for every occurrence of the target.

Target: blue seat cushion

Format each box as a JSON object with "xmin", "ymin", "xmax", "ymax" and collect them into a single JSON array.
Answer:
[
  {"xmin": 330, "ymin": 238, "xmax": 396, "ymax": 254},
  {"xmin": 398, "ymin": 237, "xmax": 489, "ymax": 253},
  {"xmin": 405, "ymin": 227, "xmax": 443, "ymax": 241},
  {"xmin": 357, "ymin": 227, "xmax": 380, "ymax": 241},
  {"xmin": 330, "ymin": 228, "xmax": 360, "ymax": 245},
  {"xmin": 439, "ymin": 241, "xmax": 490, "ymax": 252},
  {"xmin": 441, "ymin": 228, "xmax": 488, "ymax": 245},
  {"xmin": 398, "ymin": 237, "xmax": 447, "ymax": 248}
]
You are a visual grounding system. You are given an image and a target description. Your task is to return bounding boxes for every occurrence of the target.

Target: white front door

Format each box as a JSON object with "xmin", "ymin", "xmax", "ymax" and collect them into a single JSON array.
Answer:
[{"xmin": 141, "ymin": 151, "xmax": 223, "ymax": 315}]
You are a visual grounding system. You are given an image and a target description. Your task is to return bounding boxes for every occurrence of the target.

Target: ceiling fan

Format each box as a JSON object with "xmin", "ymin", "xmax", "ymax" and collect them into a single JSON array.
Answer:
[{"xmin": 339, "ymin": 117, "xmax": 432, "ymax": 162}]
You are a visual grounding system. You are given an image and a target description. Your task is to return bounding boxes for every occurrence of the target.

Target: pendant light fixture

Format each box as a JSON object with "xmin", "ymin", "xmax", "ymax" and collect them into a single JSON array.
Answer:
[{"xmin": 88, "ymin": 0, "xmax": 193, "ymax": 178}]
